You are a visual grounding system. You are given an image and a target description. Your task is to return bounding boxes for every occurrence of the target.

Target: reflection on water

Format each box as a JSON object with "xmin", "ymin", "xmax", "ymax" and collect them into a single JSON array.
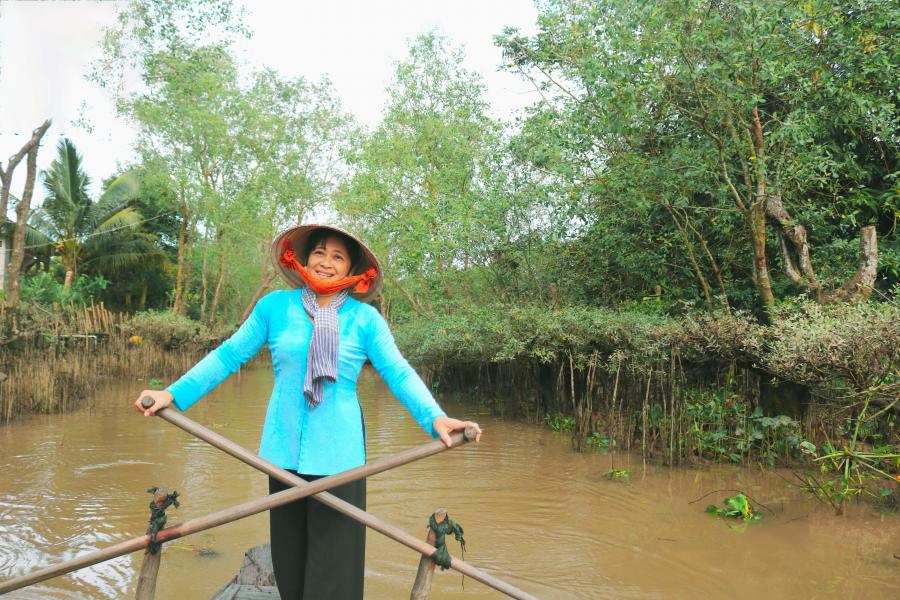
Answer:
[{"xmin": 1, "ymin": 365, "xmax": 898, "ymax": 599}]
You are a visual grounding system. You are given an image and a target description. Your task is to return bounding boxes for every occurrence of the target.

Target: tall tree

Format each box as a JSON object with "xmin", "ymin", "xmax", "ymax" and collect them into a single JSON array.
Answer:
[
  {"xmin": 0, "ymin": 120, "xmax": 51, "ymax": 231},
  {"xmin": 4, "ymin": 121, "xmax": 51, "ymax": 309},
  {"xmin": 94, "ymin": 0, "xmax": 352, "ymax": 321},
  {"xmin": 339, "ymin": 33, "xmax": 504, "ymax": 311}
]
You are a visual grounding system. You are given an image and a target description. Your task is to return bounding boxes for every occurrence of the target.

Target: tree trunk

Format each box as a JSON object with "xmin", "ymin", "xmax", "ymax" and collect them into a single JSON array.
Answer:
[
  {"xmin": 207, "ymin": 251, "xmax": 226, "ymax": 325},
  {"xmin": 665, "ymin": 204, "xmax": 714, "ymax": 310},
  {"xmin": 63, "ymin": 268, "xmax": 75, "ymax": 292},
  {"xmin": 748, "ymin": 108, "xmax": 776, "ymax": 310},
  {"xmin": 749, "ymin": 202, "xmax": 775, "ymax": 309},
  {"xmin": 393, "ymin": 277, "xmax": 427, "ymax": 316},
  {"xmin": 766, "ymin": 193, "xmax": 878, "ymax": 303},
  {"xmin": 766, "ymin": 192, "xmax": 820, "ymax": 298},
  {"xmin": 824, "ymin": 226, "xmax": 878, "ymax": 303},
  {"xmin": 172, "ymin": 187, "xmax": 188, "ymax": 314},
  {"xmin": 240, "ymin": 271, "xmax": 276, "ymax": 324},
  {"xmin": 199, "ymin": 243, "xmax": 209, "ymax": 323},
  {"xmin": 683, "ymin": 210, "xmax": 730, "ymax": 312},
  {"xmin": 179, "ymin": 217, "xmax": 197, "ymax": 315},
  {"xmin": 239, "ymin": 239, "xmax": 276, "ymax": 325},
  {"xmin": 0, "ymin": 120, "xmax": 50, "ymax": 231},
  {"xmin": 5, "ymin": 131, "xmax": 47, "ymax": 308}
]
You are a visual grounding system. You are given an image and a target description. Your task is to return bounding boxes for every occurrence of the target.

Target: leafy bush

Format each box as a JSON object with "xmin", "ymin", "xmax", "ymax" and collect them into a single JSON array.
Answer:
[
  {"xmin": 126, "ymin": 311, "xmax": 222, "ymax": 350},
  {"xmin": 20, "ymin": 272, "xmax": 109, "ymax": 306},
  {"xmin": 764, "ymin": 301, "xmax": 899, "ymax": 406},
  {"xmin": 395, "ymin": 300, "xmax": 899, "ymax": 406}
]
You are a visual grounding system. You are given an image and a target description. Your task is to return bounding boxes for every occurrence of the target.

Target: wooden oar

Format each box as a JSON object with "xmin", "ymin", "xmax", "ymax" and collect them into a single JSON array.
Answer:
[{"xmin": 148, "ymin": 398, "xmax": 539, "ymax": 600}]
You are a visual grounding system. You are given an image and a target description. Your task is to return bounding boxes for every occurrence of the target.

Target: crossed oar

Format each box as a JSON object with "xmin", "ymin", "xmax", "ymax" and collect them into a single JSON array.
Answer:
[{"xmin": 0, "ymin": 398, "xmax": 538, "ymax": 599}]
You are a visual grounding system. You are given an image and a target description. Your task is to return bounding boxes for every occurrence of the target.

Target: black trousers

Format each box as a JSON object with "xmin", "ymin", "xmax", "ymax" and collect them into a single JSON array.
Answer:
[{"xmin": 268, "ymin": 473, "xmax": 366, "ymax": 600}]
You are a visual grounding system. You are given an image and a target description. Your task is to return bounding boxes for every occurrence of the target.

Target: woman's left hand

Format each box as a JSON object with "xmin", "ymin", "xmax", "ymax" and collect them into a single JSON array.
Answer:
[{"xmin": 432, "ymin": 416, "xmax": 482, "ymax": 447}]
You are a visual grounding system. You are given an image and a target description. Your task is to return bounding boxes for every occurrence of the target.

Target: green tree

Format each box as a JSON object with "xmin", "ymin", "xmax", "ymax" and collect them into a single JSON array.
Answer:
[
  {"xmin": 94, "ymin": 1, "xmax": 352, "ymax": 322},
  {"xmin": 339, "ymin": 33, "xmax": 507, "ymax": 313},
  {"xmin": 30, "ymin": 138, "xmax": 150, "ymax": 291},
  {"xmin": 498, "ymin": 0, "xmax": 898, "ymax": 310}
]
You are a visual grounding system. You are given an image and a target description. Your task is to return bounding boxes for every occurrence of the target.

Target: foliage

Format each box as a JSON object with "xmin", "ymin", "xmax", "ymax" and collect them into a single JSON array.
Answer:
[
  {"xmin": 600, "ymin": 469, "xmax": 629, "ymax": 480},
  {"xmin": 685, "ymin": 391, "xmax": 800, "ymax": 465},
  {"xmin": 545, "ymin": 413, "xmax": 575, "ymax": 433},
  {"xmin": 338, "ymin": 33, "xmax": 533, "ymax": 316},
  {"xmin": 53, "ymin": 0, "xmax": 896, "ymax": 327},
  {"xmin": 793, "ymin": 398, "xmax": 900, "ymax": 515},
  {"xmin": 586, "ymin": 432, "xmax": 613, "ymax": 452},
  {"xmin": 126, "ymin": 310, "xmax": 222, "ymax": 350},
  {"xmin": 20, "ymin": 272, "xmax": 110, "ymax": 307},
  {"xmin": 93, "ymin": 0, "xmax": 351, "ymax": 322},
  {"xmin": 396, "ymin": 301, "xmax": 897, "ymax": 399},
  {"xmin": 28, "ymin": 139, "xmax": 157, "ymax": 290},
  {"xmin": 397, "ymin": 299, "xmax": 897, "ymax": 464},
  {"xmin": 705, "ymin": 494, "xmax": 762, "ymax": 522},
  {"xmin": 764, "ymin": 300, "xmax": 899, "ymax": 407},
  {"xmin": 497, "ymin": 0, "xmax": 899, "ymax": 308}
]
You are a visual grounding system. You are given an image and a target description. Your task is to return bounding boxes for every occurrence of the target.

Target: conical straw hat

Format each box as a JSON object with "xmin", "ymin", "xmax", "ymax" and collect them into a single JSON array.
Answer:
[{"xmin": 270, "ymin": 224, "xmax": 383, "ymax": 302}]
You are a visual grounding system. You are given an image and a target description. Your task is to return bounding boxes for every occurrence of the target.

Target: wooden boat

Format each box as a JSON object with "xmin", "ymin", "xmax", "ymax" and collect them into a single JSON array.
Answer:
[{"xmin": 209, "ymin": 544, "xmax": 277, "ymax": 599}]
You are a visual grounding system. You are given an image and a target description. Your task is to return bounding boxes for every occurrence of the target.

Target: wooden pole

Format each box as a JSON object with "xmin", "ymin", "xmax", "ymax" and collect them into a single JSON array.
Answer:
[
  {"xmin": 133, "ymin": 552, "xmax": 161, "ymax": 600},
  {"xmin": 151, "ymin": 404, "xmax": 538, "ymax": 600},
  {"xmin": 410, "ymin": 508, "xmax": 446, "ymax": 600},
  {"xmin": 134, "ymin": 488, "xmax": 172, "ymax": 600}
]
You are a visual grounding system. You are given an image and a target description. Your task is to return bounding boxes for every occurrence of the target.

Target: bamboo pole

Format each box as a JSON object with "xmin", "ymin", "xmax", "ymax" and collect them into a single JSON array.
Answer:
[
  {"xmin": 133, "ymin": 551, "xmax": 161, "ymax": 600},
  {"xmin": 152, "ymin": 403, "xmax": 537, "ymax": 600},
  {"xmin": 0, "ymin": 430, "xmax": 467, "ymax": 595},
  {"xmin": 133, "ymin": 488, "xmax": 173, "ymax": 600}
]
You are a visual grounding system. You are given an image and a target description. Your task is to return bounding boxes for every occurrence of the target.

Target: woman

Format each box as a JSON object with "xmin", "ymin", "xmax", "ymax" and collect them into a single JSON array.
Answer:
[{"xmin": 134, "ymin": 224, "xmax": 481, "ymax": 599}]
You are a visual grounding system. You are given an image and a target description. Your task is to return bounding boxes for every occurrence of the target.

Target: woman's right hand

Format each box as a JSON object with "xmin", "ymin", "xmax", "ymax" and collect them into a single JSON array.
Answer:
[{"xmin": 134, "ymin": 390, "xmax": 174, "ymax": 416}]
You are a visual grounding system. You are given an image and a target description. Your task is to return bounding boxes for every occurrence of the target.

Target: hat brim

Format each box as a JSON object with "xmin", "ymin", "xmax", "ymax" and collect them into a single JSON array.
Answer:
[{"xmin": 270, "ymin": 224, "xmax": 383, "ymax": 302}]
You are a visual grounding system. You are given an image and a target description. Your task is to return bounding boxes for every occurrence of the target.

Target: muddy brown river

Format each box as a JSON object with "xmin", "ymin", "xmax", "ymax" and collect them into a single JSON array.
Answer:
[{"xmin": 1, "ymin": 364, "xmax": 898, "ymax": 598}]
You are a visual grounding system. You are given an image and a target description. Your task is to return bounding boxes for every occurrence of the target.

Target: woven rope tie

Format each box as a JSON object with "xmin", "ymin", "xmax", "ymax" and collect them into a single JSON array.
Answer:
[
  {"xmin": 146, "ymin": 487, "xmax": 180, "ymax": 554},
  {"xmin": 429, "ymin": 513, "xmax": 465, "ymax": 571}
]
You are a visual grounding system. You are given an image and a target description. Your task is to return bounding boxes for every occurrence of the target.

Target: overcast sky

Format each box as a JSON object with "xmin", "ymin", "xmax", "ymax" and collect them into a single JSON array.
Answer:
[{"xmin": 0, "ymin": 0, "xmax": 539, "ymax": 209}]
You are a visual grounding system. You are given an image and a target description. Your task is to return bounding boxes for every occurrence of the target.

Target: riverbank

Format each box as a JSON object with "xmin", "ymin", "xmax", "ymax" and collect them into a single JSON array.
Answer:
[
  {"xmin": 0, "ymin": 306, "xmax": 225, "ymax": 422},
  {"xmin": 394, "ymin": 300, "xmax": 900, "ymax": 512}
]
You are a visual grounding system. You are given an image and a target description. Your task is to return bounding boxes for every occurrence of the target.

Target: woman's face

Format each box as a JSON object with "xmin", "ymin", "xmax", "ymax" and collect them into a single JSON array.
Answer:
[{"xmin": 306, "ymin": 235, "xmax": 352, "ymax": 280}]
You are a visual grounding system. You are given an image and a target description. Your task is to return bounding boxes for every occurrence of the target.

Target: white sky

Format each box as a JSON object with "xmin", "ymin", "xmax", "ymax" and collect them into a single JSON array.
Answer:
[{"xmin": 0, "ymin": 0, "xmax": 539, "ymax": 209}]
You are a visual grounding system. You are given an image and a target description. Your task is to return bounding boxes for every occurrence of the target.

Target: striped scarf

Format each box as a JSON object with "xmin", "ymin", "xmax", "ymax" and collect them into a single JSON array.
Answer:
[{"xmin": 301, "ymin": 286, "xmax": 350, "ymax": 408}]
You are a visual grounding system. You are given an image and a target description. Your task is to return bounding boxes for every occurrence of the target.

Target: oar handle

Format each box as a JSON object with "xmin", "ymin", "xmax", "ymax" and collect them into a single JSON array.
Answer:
[{"xmin": 141, "ymin": 396, "xmax": 155, "ymax": 410}]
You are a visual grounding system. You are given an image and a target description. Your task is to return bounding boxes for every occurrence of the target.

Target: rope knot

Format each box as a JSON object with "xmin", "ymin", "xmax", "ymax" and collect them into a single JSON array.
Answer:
[
  {"xmin": 428, "ymin": 512, "xmax": 465, "ymax": 571},
  {"xmin": 146, "ymin": 487, "xmax": 180, "ymax": 554}
]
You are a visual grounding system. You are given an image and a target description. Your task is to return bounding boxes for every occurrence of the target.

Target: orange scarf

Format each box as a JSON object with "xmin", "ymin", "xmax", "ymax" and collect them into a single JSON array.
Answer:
[{"xmin": 280, "ymin": 247, "xmax": 378, "ymax": 296}]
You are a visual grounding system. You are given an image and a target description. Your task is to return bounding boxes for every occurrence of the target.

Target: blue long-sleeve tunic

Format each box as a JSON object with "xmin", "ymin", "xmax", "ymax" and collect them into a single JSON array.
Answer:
[{"xmin": 166, "ymin": 289, "xmax": 446, "ymax": 475}]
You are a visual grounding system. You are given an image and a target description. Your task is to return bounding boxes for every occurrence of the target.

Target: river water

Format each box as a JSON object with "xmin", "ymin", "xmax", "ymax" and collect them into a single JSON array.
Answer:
[{"xmin": 0, "ymin": 364, "xmax": 898, "ymax": 599}]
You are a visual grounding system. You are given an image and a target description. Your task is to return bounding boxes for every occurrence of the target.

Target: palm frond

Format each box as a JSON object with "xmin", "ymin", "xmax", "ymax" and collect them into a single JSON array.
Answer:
[
  {"xmin": 23, "ymin": 223, "xmax": 55, "ymax": 250},
  {"xmin": 97, "ymin": 171, "xmax": 140, "ymax": 210},
  {"xmin": 27, "ymin": 209, "xmax": 66, "ymax": 241},
  {"xmin": 41, "ymin": 138, "xmax": 90, "ymax": 232},
  {"xmin": 92, "ymin": 207, "xmax": 144, "ymax": 236},
  {"xmin": 81, "ymin": 246, "xmax": 163, "ymax": 272}
]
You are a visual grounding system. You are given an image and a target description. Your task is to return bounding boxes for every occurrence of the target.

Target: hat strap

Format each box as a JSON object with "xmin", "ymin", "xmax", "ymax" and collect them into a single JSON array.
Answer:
[{"xmin": 280, "ymin": 247, "xmax": 378, "ymax": 296}]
